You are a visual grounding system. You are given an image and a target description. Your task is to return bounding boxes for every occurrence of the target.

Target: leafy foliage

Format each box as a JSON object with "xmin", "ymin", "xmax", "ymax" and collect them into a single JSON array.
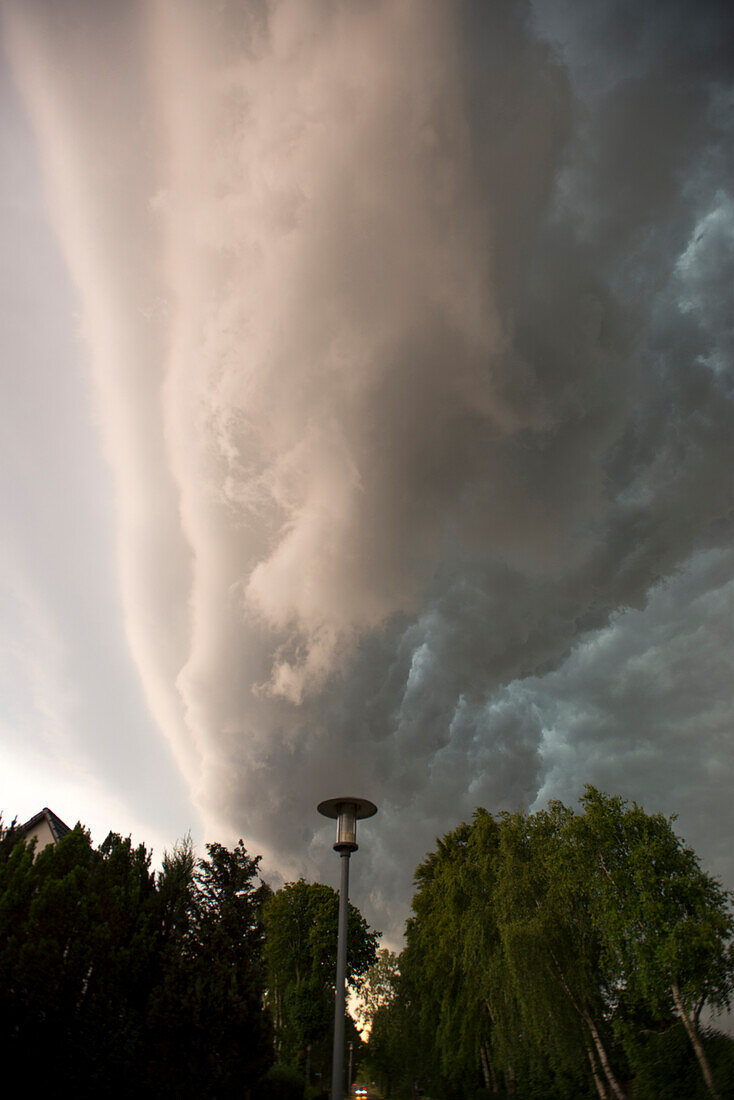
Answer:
[
  {"xmin": 368, "ymin": 790, "xmax": 734, "ymax": 1100},
  {"xmin": 263, "ymin": 879, "xmax": 378, "ymax": 1080},
  {"xmin": 357, "ymin": 947, "xmax": 400, "ymax": 1031},
  {"xmin": 255, "ymin": 1063, "xmax": 307, "ymax": 1100},
  {"xmin": 0, "ymin": 822, "xmax": 272, "ymax": 1095},
  {"xmin": 146, "ymin": 839, "xmax": 273, "ymax": 1096}
]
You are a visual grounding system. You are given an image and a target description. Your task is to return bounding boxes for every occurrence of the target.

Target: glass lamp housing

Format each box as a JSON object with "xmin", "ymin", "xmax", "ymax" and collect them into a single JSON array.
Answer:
[
  {"xmin": 317, "ymin": 796, "xmax": 377, "ymax": 854},
  {"xmin": 335, "ymin": 805, "xmax": 358, "ymax": 851}
]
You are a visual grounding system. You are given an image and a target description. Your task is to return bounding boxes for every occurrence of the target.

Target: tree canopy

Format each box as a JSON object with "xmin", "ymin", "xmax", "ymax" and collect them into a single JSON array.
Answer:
[
  {"xmin": 0, "ymin": 815, "xmax": 378, "ymax": 1096},
  {"xmin": 366, "ymin": 790, "xmax": 734, "ymax": 1100},
  {"xmin": 263, "ymin": 878, "xmax": 379, "ymax": 1081},
  {"xmin": 0, "ymin": 822, "xmax": 273, "ymax": 1095},
  {"xmin": 5, "ymin": 791, "xmax": 732, "ymax": 1100}
]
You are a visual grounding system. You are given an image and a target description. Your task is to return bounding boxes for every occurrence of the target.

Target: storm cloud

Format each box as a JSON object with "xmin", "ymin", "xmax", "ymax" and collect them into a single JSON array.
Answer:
[{"xmin": 3, "ymin": 0, "xmax": 733, "ymax": 938}]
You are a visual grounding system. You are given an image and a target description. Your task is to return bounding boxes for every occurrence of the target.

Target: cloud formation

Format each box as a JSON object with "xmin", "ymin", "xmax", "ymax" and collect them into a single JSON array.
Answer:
[{"xmin": 4, "ymin": 0, "xmax": 733, "ymax": 937}]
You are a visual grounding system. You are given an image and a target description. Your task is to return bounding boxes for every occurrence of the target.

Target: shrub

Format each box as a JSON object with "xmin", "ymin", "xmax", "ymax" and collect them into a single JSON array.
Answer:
[{"xmin": 255, "ymin": 1064, "xmax": 306, "ymax": 1100}]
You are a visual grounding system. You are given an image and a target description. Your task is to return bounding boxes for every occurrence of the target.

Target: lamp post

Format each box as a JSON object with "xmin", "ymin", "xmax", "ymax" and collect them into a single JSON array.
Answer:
[{"xmin": 318, "ymin": 797, "xmax": 377, "ymax": 1100}]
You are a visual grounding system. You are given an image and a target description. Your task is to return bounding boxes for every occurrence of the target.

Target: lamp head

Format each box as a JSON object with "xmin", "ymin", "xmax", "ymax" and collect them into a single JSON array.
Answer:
[{"xmin": 317, "ymin": 797, "xmax": 377, "ymax": 853}]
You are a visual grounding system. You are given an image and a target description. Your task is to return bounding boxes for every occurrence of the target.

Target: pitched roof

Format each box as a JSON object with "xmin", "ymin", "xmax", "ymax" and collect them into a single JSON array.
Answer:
[{"xmin": 20, "ymin": 807, "xmax": 72, "ymax": 843}]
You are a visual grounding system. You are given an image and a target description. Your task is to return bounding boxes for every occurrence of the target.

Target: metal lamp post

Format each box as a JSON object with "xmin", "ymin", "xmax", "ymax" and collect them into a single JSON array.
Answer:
[{"xmin": 318, "ymin": 797, "xmax": 377, "ymax": 1100}]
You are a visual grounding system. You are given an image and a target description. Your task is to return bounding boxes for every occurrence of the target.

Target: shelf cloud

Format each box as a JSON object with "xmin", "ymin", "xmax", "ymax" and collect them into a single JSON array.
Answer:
[{"xmin": 4, "ymin": 0, "xmax": 733, "ymax": 938}]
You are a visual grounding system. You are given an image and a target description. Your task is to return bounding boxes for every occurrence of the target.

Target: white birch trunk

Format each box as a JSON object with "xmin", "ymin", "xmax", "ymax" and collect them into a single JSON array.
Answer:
[
  {"xmin": 547, "ymin": 949, "xmax": 625, "ymax": 1100},
  {"xmin": 587, "ymin": 1042, "xmax": 610, "ymax": 1099},
  {"xmin": 584, "ymin": 1012, "xmax": 626, "ymax": 1100},
  {"xmin": 672, "ymin": 981, "xmax": 721, "ymax": 1100}
]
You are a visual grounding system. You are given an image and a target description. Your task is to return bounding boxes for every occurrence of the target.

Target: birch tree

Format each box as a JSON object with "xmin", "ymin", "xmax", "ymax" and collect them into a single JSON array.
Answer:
[
  {"xmin": 574, "ymin": 788, "xmax": 734, "ymax": 1100},
  {"xmin": 366, "ymin": 792, "xmax": 734, "ymax": 1099},
  {"xmin": 494, "ymin": 804, "xmax": 626, "ymax": 1098}
]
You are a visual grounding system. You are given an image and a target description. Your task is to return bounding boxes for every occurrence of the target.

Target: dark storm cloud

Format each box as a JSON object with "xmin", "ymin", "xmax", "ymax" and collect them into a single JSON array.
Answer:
[{"xmin": 4, "ymin": 0, "xmax": 733, "ymax": 938}]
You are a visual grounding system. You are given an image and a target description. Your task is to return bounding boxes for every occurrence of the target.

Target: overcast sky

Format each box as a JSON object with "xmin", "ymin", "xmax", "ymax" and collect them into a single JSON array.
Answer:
[{"xmin": 1, "ymin": 0, "xmax": 733, "ymax": 945}]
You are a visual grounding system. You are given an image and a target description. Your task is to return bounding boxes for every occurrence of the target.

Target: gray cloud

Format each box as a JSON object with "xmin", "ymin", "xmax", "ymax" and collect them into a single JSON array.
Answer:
[{"xmin": 3, "ymin": 0, "xmax": 733, "ymax": 940}]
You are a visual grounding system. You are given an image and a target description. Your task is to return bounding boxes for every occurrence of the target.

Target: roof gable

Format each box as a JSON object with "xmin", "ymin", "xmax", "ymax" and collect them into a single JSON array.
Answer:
[{"xmin": 20, "ymin": 807, "xmax": 72, "ymax": 843}]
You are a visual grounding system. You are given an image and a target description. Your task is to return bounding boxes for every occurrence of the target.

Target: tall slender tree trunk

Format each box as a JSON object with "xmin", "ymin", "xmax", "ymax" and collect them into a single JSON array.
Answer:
[
  {"xmin": 488, "ymin": 1043, "xmax": 499, "ymax": 1093},
  {"xmin": 584, "ymin": 1013, "xmax": 626, "ymax": 1100},
  {"xmin": 547, "ymin": 950, "xmax": 625, "ymax": 1100},
  {"xmin": 484, "ymin": 997, "xmax": 496, "ymax": 1025},
  {"xmin": 587, "ymin": 1042, "xmax": 609, "ymax": 1099},
  {"xmin": 480, "ymin": 1039, "xmax": 498, "ymax": 1093},
  {"xmin": 481, "ymin": 1002, "xmax": 500, "ymax": 1091},
  {"xmin": 479, "ymin": 1039, "xmax": 491, "ymax": 1089},
  {"xmin": 672, "ymin": 981, "xmax": 720, "ymax": 1100}
]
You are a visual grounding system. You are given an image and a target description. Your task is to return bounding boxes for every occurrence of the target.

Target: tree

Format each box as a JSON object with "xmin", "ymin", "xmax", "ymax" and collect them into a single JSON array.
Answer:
[
  {"xmin": 572, "ymin": 788, "xmax": 734, "ymax": 1100},
  {"xmin": 494, "ymin": 803, "xmax": 624, "ymax": 1098},
  {"xmin": 0, "ymin": 823, "xmax": 161, "ymax": 1091},
  {"xmin": 405, "ymin": 819, "xmax": 500, "ymax": 1094},
  {"xmin": 373, "ymin": 791, "xmax": 734, "ymax": 1100},
  {"xmin": 147, "ymin": 839, "xmax": 273, "ymax": 1097},
  {"xmin": 0, "ymin": 819, "xmax": 274, "ymax": 1095},
  {"xmin": 357, "ymin": 948, "xmax": 400, "ymax": 1032},
  {"xmin": 263, "ymin": 879, "xmax": 378, "ymax": 1076},
  {"xmin": 365, "ymin": 975, "xmax": 416, "ymax": 1098}
]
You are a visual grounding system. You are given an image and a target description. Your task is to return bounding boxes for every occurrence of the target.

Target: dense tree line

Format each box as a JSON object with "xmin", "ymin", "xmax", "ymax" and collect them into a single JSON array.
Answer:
[
  {"xmin": 7, "ymin": 791, "xmax": 733, "ymax": 1098},
  {"xmin": 0, "ymin": 817, "xmax": 377, "ymax": 1096},
  {"xmin": 365, "ymin": 790, "xmax": 734, "ymax": 1100}
]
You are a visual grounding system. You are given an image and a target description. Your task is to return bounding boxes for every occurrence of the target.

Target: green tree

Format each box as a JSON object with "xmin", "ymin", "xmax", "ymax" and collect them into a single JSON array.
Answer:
[
  {"xmin": 0, "ymin": 823, "xmax": 161, "ymax": 1091},
  {"xmin": 396, "ymin": 809, "xmax": 597, "ymax": 1098},
  {"xmin": 263, "ymin": 879, "xmax": 378, "ymax": 1076},
  {"xmin": 147, "ymin": 839, "xmax": 273, "ymax": 1096},
  {"xmin": 404, "ymin": 820, "xmax": 497, "ymax": 1095},
  {"xmin": 494, "ymin": 803, "xmax": 621, "ymax": 1097},
  {"xmin": 357, "ymin": 948, "xmax": 400, "ymax": 1032},
  {"xmin": 365, "ymin": 974, "xmax": 415, "ymax": 1098},
  {"xmin": 378, "ymin": 792, "xmax": 734, "ymax": 1099},
  {"xmin": 572, "ymin": 788, "xmax": 734, "ymax": 1100},
  {"xmin": 0, "ymin": 819, "xmax": 274, "ymax": 1095}
]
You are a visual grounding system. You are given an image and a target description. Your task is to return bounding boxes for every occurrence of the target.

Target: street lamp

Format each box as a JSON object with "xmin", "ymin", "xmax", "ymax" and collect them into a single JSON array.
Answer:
[{"xmin": 318, "ymin": 797, "xmax": 377, "ymax": 1100}]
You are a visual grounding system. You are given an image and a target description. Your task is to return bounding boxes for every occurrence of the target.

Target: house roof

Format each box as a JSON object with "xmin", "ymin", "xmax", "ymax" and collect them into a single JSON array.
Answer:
[{"xmin": 20, "ymin": 807, "xmax": 72, "ymax": 843}]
